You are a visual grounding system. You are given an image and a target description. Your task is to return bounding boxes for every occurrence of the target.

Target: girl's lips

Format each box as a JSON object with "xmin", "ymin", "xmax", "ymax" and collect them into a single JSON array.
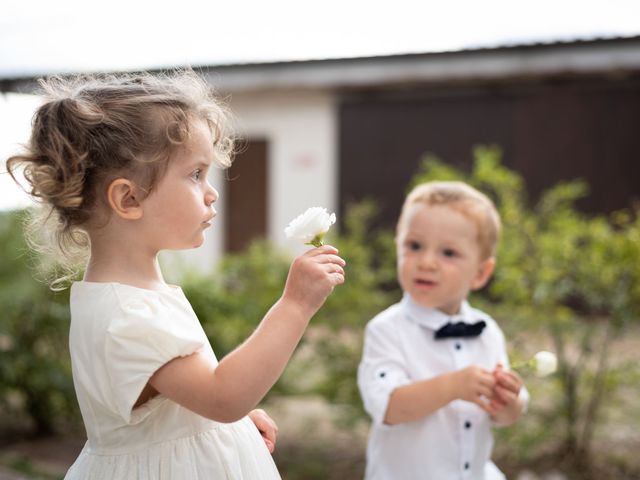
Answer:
[{"xmin": 203, "ymin": 211, "xmax": 217, "ymax": 226}]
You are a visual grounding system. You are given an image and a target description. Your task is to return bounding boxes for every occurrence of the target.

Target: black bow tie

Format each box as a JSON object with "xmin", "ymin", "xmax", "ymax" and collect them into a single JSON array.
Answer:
[{"xmin": 434, "ymin": 320, "xmax": 486, "ymax": 339}]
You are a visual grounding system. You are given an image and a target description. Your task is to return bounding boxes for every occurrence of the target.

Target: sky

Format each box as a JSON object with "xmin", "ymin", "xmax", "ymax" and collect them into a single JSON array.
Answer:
[
  {"xmin": 2, "ymin": 0, "xmax": 640, "ymax": 209},
  {"xmin": 2, "ymin": 0, "xmax": 640, "ymax": 77}
]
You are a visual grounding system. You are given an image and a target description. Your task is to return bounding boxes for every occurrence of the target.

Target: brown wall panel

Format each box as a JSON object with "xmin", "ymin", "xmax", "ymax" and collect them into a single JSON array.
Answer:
[
  {"xmin": 339, "ymin": 77, "xmax": 640, "ymax": 229},
  {"xmin": 225, "ymin": 140, "xmax": 268, "ymax": 252}
]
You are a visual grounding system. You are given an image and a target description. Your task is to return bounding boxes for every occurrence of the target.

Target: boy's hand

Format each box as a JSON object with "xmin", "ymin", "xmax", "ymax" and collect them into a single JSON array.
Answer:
[
  {"xmin": 452, "ymin": 365, "xmax": 497, "ymax": 415},
  {"xmin": 248, "ymin": 408, "xmax": 279, "ymax": 453},
  {"xmin": 489, "ymin": 363, "xmax": 524, "ymax": 425},
  {"xmin": 490, "ymin": 363, "xmax": 523, "ymax": 408},
  {"xmin": 282, "ymin": 245, "xmax": 345, "ymax": 318}
]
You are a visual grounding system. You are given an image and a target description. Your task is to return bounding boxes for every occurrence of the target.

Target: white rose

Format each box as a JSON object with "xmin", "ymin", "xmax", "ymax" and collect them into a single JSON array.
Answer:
[
  {"xmin": 532, "ymin": 351, "xmax": 557, "ymax": 377},
  {"xmin": 285, "ymin": 207, "xmax": 336, "ymax": 247}
]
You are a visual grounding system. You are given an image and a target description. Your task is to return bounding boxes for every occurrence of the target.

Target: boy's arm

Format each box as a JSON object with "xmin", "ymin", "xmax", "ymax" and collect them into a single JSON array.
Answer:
[{"xmin": 384, "ymin": 365, "xmax": 497, "ymax": 425}]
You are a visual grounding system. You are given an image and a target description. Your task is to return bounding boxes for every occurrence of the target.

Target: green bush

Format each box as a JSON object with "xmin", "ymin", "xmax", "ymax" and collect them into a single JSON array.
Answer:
[{"xmin": 0, "ymin": 210, "xmax": 77, "ymax": 435}]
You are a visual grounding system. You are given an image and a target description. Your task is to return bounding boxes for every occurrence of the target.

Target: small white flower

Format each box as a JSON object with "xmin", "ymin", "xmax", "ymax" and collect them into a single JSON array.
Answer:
[
  {"xmin": 532, "ymin": 351, "xmax": 557, "ymax": 377},
  {"xmin": 285, "ymin": 207, "xmax": 336, "ymax": 247}
]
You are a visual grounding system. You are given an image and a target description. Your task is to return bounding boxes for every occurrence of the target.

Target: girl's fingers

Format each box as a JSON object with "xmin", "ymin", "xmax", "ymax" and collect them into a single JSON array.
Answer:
[
  {"xmin": 263, "ymin": 438, "xmax": 275, "ymax": 453},
  {"xmin": 308, "ymin": 245, "xmax": 339, "ymax": 256},
  {"xmin": 250, "ymin": 409, "xmax": 278, "ymax": 443},
  {"xmin": 315, "ymin": 254, "xmax": 346, "ymax": 266},
  {"xmin": 325, "ymin": 264, "xmax": 345, "ymax": 276}
]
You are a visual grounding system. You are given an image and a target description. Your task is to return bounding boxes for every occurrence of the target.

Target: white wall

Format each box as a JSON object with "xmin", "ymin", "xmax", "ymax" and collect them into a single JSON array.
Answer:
[
  {"xmin": 170, "ymin": 89, "xmax": 338, "ymax": 273},
  {"xmin": 0, "ymin": 93, "xmax": 41, "ymax": 211}
]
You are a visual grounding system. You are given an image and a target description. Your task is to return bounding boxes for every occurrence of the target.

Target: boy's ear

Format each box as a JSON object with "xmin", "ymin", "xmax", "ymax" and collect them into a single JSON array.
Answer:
[
  {"xmin": 471, "ymin": 257, "xmax": 496, "ymax": 291},
  {"xmin": 106, "ymin": 178, "xmax": 143, "ymax": 220}
]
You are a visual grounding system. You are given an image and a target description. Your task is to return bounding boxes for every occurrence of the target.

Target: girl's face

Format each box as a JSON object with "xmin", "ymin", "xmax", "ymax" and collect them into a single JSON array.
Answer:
[
  {"xmin": 140, "ymin": 119, "xmax": 219, "ymax": 251},
  {"xmin": 396, "ymin": 203, "xmax": 494, "ymax": 315}
]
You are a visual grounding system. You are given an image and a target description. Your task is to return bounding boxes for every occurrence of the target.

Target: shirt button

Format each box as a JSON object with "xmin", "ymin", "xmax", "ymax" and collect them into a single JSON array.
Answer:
[
  {"xmin": 455, "ymin": 343, "xmax": 462, "ymax": 350},
  {"xmin": 464, "ymin": 462, "xmax": 470, "ymax": 470},
  {"xmin": 465, "ymin": 421, "xmax": 472, "ymax": 429}
]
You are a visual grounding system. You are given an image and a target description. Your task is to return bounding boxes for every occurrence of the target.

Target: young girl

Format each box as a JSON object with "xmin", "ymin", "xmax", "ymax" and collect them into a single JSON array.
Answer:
[{"xmin": 6, "ymin": 71, "xmax": 346, "ymax": 479}]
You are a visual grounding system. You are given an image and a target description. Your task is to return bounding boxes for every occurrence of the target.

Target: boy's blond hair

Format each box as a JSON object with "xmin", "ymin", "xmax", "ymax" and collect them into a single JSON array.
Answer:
[{"xmin": 397, "ymin": 181, "xmax": 501, "ymax": 260}]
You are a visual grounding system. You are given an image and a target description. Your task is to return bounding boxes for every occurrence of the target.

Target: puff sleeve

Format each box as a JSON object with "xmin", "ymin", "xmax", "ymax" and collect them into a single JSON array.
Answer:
[{"xmin": 104, "ymin": 292, "xmax": 206, "ymax": 424}]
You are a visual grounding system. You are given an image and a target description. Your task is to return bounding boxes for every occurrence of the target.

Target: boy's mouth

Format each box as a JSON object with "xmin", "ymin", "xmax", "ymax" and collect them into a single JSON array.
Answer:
[{"xmin": 415, "ymin": 279, "xmax": 437, "ymax": 288}]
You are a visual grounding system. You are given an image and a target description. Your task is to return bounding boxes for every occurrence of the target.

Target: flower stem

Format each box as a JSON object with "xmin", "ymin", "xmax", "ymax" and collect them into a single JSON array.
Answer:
[
  {"xmin": 511, "ymin": 358, "xmax": 534, "ymax": 372},
  {"xmin": 307, "ymin": 234, "xmax": 324, "ymax": 248}
]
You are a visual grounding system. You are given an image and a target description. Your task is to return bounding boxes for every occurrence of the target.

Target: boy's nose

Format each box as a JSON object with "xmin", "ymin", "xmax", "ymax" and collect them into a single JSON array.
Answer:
[{"xmin": 418, "ymin": 251, "xmax": 437, "ymax": 270}]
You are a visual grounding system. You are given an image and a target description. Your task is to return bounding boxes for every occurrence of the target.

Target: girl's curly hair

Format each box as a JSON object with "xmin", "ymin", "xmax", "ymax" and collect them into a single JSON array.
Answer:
[{"xmin": 6, "ymin": 69, "xmax": 234, "ymax": 288}]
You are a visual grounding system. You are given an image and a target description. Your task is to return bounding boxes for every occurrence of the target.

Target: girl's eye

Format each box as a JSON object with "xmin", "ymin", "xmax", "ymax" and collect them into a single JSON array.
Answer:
[
  {"xmin": 191, "ymin": 169, "xmax": 202, "ymax": 181},
  {"xmin": 442, "ymin": 248, "xmax": 457, "ymax": 258}
]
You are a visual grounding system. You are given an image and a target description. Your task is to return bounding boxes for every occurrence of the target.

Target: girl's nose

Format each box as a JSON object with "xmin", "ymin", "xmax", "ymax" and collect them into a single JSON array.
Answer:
[{"xmin": 205, "ymin": 183, "xmax": 219, "ymax": 206}]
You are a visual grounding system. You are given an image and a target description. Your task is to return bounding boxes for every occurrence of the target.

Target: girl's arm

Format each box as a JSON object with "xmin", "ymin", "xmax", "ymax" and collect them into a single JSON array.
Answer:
[
  {"xmin": 148, "ymin": 245, "xmax": 345, "ymax": 423},
  {"xmin": 384, "ymin": 365, "xmax": 497, "ymax": 425}
]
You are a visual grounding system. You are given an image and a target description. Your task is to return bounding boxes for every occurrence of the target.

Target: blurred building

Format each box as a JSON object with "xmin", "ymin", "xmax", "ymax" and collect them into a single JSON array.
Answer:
[{"xmin": 3, "ymin": 36, "xmax": 640, "ymax": 270}]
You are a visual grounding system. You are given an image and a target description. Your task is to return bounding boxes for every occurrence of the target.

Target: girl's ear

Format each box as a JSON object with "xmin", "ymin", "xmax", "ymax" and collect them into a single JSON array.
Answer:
[
  {"xmin": 471, "ymin": 257, "xmax": 496, "ymax": 291},
  {"xmin": 107, "ymin": 178, "xmax": 143, "ymax": 220}
]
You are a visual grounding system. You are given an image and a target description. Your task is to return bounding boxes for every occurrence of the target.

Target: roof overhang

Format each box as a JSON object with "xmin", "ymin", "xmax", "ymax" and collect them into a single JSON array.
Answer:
[
  {"xmin": 202, "ymin": 36, "xmax": 640, "ymax": 93},
  {"xmin": 3, "ymin": 36, "xmax": 640, "ymax": 94}
]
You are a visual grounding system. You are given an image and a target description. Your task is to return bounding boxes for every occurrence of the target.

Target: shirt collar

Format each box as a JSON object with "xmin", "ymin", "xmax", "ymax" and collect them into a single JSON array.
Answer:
[{"xmin": 400, "ymin": 293, "xmax": 485, "ymax": 331}]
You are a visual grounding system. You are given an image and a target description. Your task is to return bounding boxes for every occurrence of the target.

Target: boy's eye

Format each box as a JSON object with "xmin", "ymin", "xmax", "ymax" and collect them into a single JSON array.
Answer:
[
  {"xmin": 442, "ymin": 248, "xmax": 457, "ymax": 257},
  {"xmin": 191, "ymin": 169, "xmax": 202, "ymax": 181},
  {"xmin": 407, "ymin": 240, "xmax": 421, "ymax": 251}
]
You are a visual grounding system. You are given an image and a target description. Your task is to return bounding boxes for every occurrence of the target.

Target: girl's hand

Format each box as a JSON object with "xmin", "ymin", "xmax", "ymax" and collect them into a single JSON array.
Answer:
[
  {"xmin": 452, "ymin": 365, "xmax": 497, "ymax": 415},
  {"xmin": 248, "ymin": 408, "xmax": 279, "ymax": 453},
  {"xmin": 282, "ymin": 245, "xmax": 346, "ymax": 318}
]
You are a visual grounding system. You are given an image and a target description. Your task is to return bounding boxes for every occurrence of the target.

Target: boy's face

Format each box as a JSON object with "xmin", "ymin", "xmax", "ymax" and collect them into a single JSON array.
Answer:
[{"xmin": 396, "ymin": 203, "xmax": 495, "ymax": 315}]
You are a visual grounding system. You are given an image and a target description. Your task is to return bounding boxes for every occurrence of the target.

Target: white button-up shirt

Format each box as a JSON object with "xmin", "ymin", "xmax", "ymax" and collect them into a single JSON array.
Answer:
[{"xmin": 358, "ymin": 294, "xmax": 528, "ymax": 480}]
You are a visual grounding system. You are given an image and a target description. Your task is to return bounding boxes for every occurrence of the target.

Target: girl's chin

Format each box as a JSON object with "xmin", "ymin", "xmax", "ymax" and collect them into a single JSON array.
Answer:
[
  {"xmin": 166, "ymin": 236, "xmax": 205, "ymax": 250},
  {"xmin": 192, "ymin": 237, "xmax": 205, "ymax": 248}
]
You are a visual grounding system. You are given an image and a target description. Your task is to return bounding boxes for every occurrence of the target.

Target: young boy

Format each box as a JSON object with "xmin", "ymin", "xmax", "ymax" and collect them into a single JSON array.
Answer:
[{"xmin": 358, "ymin": 181, "xmax": 527, "ymax": 480}]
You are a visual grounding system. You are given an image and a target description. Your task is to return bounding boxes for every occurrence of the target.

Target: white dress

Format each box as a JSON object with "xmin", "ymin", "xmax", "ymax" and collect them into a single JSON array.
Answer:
[{"xmin": 65, "ymin": 281, "xmax": 281, "ymax": 480}]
